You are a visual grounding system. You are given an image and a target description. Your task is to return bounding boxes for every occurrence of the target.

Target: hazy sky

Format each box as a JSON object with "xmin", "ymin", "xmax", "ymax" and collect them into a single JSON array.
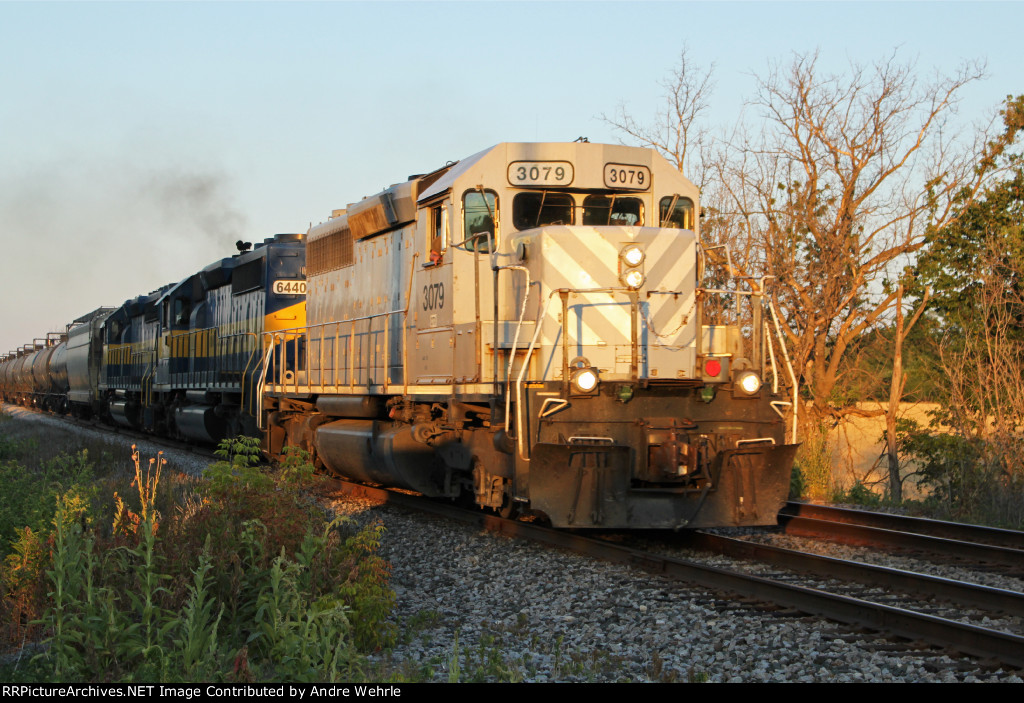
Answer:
[{"xmin": 2, "ymin": 1, "xmax": 1022, "ymax": 352}]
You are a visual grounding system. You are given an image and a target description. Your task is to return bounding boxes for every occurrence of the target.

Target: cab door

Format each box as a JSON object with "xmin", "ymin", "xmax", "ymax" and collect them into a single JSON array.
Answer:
[{"xmin": 411, "ymin": 199, "xmax": 455, "ymax": 385}]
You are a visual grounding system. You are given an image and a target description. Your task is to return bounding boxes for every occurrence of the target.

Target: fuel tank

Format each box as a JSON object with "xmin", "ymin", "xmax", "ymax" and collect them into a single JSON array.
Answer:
[
  {"xmin": 315, "ymin": 419, "xmax": 449, "ymax": 497},
  {"xmin": 174, "ymin": 404, "xmax": 227, "ymax": 444}
]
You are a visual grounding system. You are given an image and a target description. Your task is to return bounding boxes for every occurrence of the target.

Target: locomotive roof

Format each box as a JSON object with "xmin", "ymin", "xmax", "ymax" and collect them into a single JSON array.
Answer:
[
  {"xmin": 307, "ymin": 142, "xmax": 698, "ymax": 242},
  {"xmin": 71, "ymin": 307, "xmax": 116, "ymax": 325},
  {"xmin": 415, "ymin": 145, "xmax": 492, "ymax": 202},
  {"xmin": 416, "ymin": 141, "xmax": 693, "ymax": 204}
]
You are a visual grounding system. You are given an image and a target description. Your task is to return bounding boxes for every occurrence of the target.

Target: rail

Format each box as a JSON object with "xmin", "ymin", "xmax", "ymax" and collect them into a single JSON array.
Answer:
[
  {"xmin": 509, "ymin": 279, "xmax": 796, "ymax": 461},
  {"xmin": 325, "ymin": 476, "xmax": 1024, "ymax": 671},
  {"xmin": 105, "ymin": 329, "xmax": 260, "ymax": 409},
  {"xmin": 105, "ymin": 345, "xmax": 155, "ymax": 391},
  {"xmin": 782, "ymin": 502, "xmax": 1024, "ymax": 550},
  {"xmin": 694, "ymin": 271, "xmax": 799, "ymax": 444},
  {"xmin": 254, "ymin": 342, "xmax": 277, "ymax": 430},
  {"xmin": 778, "ymin": 512, "xmax": 1024, "ymax": 567},
  {"xmin": 164, "ymin": 328, "xmax": 260, "ymax": 390},
  {"xmin": 135, "ymin": 349, "xmax": 155, "ymax": 407}
]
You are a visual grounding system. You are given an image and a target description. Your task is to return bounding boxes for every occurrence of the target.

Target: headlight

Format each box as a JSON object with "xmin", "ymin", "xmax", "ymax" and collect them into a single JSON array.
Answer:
[
  {"xmin": 571, "ymin": 367, "xmax": 599, "ymax": 393},
  {"xmin": 622, "ymin": 270, "xmax": 645, "ymax": 289},
  {"xmin": 736, "ymin": 371, "xmax": 762, "ymax": 395},
  {"xmin": 619, "ymin": 244, "xmax": 645, "ymax": 289},
  {"xmin": 620, "ymin": 244, "xmax": 645, "ymax": 267}
]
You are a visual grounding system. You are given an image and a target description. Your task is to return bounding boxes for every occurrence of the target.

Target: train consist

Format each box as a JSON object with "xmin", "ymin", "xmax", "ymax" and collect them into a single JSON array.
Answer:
[
  {"xmin": 1, "ymin": 142, "xmax": 798, "ymax": 529},
  {"xmin": 0, "ymin": 234, "xmax": 306, "ymax": 443}
]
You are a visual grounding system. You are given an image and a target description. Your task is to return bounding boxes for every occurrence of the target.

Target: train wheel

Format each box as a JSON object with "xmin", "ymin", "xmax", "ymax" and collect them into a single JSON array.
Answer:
[{"xmin": 497, "ymin": 493, "xmax": 519, "ymax": 520}]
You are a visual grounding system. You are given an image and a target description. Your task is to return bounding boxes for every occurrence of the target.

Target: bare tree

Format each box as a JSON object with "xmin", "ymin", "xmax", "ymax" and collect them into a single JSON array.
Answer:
[
  {"xmin": 710, "ymin": 51, "xmax": 995, "ymax": 431},
  {"xmin": 602, "ymin": 47, "xmax": 716, "ymax": 189},
  {"xmin": 607, "ymin": 50, "xmax": 1022, "ymax": 458}
]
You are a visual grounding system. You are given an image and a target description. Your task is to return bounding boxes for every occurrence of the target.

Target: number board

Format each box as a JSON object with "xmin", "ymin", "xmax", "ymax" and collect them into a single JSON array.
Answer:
[
  {"xmin": 507, "ymin": 161, "xmax": 574, "ymax": 187},
  {"xmin": 273, "ymin": 280, "xmax": 307, "ymax": 295},
  {"xmin": 603, "ymin": 163, "xmax": 651, "ymax": 190}
]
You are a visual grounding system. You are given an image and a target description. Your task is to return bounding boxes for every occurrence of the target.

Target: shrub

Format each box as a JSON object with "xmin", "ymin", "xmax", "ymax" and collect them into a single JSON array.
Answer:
[
  {"xmin": 898, "ymin": 417, "xmax": 1024, "ymax": 528},
  {"xmin": 0, "ymin": 436, "xmax": 395, "ymax": 682},
  {"xmin": 829, "ymin": 480, "xmax": 883, "ymax": 507}
]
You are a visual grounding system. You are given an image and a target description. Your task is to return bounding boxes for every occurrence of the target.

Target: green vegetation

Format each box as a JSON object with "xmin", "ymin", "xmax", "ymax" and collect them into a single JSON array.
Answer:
[
  {"xmin": 896, "ymin": 415, "xmax": 1024, "ymax": 528},
  {"xmin": 829, "ymin": 481, "xmax": 884, "ymax": 509},
  {"xmin": 792, "ymin": 423, "xmax": 833, "ymax": 501},
  {"xmin": 0, "ymin": 423, "xmax": 395, "ymax": 683}
]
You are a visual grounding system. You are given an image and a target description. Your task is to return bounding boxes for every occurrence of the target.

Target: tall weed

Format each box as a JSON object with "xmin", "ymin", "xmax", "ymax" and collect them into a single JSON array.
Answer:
[
  {"xmin": 3, "ymin": 437, "xmax": 395, "ymax": 682},
  {"xmin": 793, "ymin": 423, "xmax": 833, "ymax": 500}
]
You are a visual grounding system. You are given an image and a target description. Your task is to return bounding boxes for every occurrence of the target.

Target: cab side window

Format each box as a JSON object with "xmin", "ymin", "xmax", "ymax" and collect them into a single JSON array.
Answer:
[
  {"xmin": 463, "ymin": 191, "xmax": 498, "ymax": 253},
  {"xmin": 428, "ymin": 202, "xmax": 449, "ymax": 263},
  {"xmin": 173, "ymin": 298, "xmax": 191, "ymax": 327},
  {"xmin": 659, "ymin": 195, "xmax": 694, "ymax": 229}
]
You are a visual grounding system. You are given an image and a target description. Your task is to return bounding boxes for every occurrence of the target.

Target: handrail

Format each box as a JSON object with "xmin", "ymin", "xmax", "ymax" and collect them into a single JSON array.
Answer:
[
  {"xmin": 166, "ymin": 326, "xmax": 259, "ymax": 385},
  {"xmin": 499, "ymin": 265, "xmax": 532, "ymax": 429},
  {"xmin": 138, "ymin": 350, "xmax": 155, "ymax": 407},
  {"xmin": 510, "ymin": 284, "xmax": 643, "ymax": 462},
  {"xmin": 255, "ymin": 340, "xmax": 277, "ymax": 430},
  {"xmin": 768, "ymin": 298, "xmax": 799, "ymax": 444},
  {"xmin": 514, "ymin": 290, "xmax": 558, "ymax": 461},
  {"xmin": 260, "ymin": 303, "xmax": 410, "ymax": 396},
  {"xmin": 237, "ymin": 332, "xmax": 259, "ymax": 417}
]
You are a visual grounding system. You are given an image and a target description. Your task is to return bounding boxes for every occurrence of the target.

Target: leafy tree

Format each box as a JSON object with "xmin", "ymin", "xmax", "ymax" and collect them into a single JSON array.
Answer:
[
  {"xmin": 915, "ymin": 95, "xmax": 1024, "ymax": 328},
  {"xmin": 903, "ymin": 96, "xmax": 1024, "ymax": 508}
]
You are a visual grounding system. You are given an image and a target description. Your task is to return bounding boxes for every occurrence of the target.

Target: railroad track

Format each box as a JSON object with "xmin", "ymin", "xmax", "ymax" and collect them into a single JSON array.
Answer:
[
  {"xmin": 777, "ymin": 501, "xmax": 1024, "ymax": 570},
  {"xmin": 781, "ymin": 501, "xmax": 1024, "ymax": 549},
  {"xmin": 3, "ymin": 402, "xmax": 218, "ymax": 463},
  {"xmin": 68, "ymin": 416, "xmax": 219, "ymax": 462},
  {"xmin": 319, "ymin": 479, "xmax": 1024, "ymax": 671}
]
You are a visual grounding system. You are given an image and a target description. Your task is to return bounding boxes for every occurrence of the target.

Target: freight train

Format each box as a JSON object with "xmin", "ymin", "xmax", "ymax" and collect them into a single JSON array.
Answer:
[{"xmin": 1, "ymin": 142, "xmax": 798, "ymax": 529}]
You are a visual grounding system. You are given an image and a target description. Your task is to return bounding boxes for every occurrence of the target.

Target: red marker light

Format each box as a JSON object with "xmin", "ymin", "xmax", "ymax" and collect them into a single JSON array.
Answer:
[{"xmin": 705, "ymin": 359, "xmax": 722, "ymax": 377}]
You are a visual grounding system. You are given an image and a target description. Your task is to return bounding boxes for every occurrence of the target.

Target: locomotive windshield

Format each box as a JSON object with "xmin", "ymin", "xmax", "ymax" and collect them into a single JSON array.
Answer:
[
  {"xmin": 512, "ymin": 191, "xmax": 654, "ymax": 230},
  {"xmin": 512, "ymin": 192, "xmax": 574, "ymax": 230},
  {"xmin": 582, "ymin": 195, "xmax": 643, "ymax": 226}
]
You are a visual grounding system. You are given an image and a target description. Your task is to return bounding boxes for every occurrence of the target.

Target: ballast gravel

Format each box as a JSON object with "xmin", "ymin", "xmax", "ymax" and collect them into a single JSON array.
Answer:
[{"xmin": 329, "ymin": 495, "xmax": 1024, "ymax": 683}]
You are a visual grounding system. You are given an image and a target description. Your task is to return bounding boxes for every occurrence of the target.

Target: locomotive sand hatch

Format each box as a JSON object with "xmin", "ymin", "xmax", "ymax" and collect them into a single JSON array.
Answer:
[{"xmin": 2, "ymin": 141, "xmax": 799, "ymax": 529}]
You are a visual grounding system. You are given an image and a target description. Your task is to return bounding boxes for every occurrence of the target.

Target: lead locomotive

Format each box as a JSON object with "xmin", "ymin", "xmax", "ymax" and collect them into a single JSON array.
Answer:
[{"xmin": 261, "ymin": 142, "xmax": 798, "ymax": 529}]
